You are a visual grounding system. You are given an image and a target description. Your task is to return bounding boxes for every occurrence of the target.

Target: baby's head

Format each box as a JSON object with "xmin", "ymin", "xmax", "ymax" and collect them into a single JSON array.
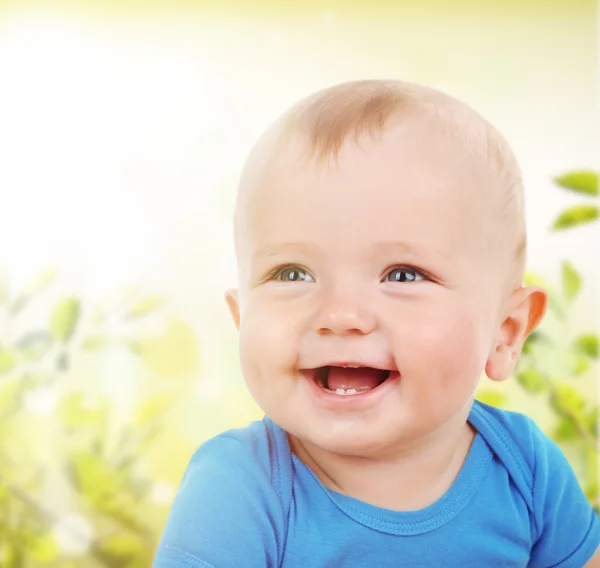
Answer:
[{"xmin": 226, "ymin": 80, "xmax": 547, "ymax": 456}]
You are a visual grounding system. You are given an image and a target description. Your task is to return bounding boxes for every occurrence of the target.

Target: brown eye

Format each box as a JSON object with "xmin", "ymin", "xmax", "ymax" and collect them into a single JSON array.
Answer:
[
  {"xmin": 276, "ymin": 267, "xmax": 315, "ymax": 282},
  {"xmin": 385, "ymin": 268, "xmax": 424, "ymax": 283}
]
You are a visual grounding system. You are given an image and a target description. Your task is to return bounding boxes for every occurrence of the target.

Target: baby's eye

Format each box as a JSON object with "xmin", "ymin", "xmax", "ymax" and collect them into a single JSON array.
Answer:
[
  {"xmin": 384, "ymin": 267, "xmax": 425, "ymax": 283},
  {"xmin": 275, "ymin": 267, "xmax": 315, "ymax": 283}
]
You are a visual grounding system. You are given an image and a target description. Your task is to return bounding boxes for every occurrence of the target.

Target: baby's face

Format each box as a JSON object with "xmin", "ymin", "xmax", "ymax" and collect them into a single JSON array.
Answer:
[{"xmin": 228, "ymin": 118, "xmax": 515, "ymax": 456}]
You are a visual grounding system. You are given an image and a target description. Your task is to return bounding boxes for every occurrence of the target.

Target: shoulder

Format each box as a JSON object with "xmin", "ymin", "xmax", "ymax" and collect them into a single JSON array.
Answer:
[
  {"xmin": 184, "ymin": 417, "xmax": 294, "ymax": 513},
  {"xmin": 470, "ymin": 400, "xmax": 553, "ymax": 490},
  {"xmin": 190, "ymin": 418, "xmax": 291, "ymax": 478},
  {"xmin": 153, "ymin": 418, "xmax": 293, "ymax": 568},
  {"xmin": 470, "ymin": 401, "xmax": 600, "ymax": 566}
]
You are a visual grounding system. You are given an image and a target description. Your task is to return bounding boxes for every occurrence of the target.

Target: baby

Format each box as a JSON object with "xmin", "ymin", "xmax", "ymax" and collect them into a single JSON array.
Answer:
[{"xmin": 153, "ymin": 80, "xmax": 599, "ymax": 567}]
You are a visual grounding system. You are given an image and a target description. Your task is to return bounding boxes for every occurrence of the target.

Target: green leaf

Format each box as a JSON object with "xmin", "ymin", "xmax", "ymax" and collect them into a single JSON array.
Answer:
[
  {"xmin": 515, "ymin": 368, "xmax": 548, "ymax": 394},
  {"xmin": 550, "ymin": 381, "xmax": 586, "ymax": 416},
  {"xmin": 522, "ymin": 330, "xmax": 550, "ymax": 355},
  {"xmin": 554, "ymin": 170, "xmax": 598, "ymax": 196},
  {"xmin": 561, "ymin": 261, "xmax": 581, "ymax": 301},
  {"xmin": 50, "ymin": 297, "xmax": 81, "ymax": 342},
  {"xmin": 28, "ymin": 532, "xmax": 59, "ymax": 563},
  {"xmin": 0, "ymin": 349, "xmax": 17, "ymax": 375},
  {"xmin": 584, "ymin": 447, "xmax": 599, "ymax": 510},
  {"xmin": 522, "ymin": 272, "xmax": 549, "ymax": 288},
  {"xmin": 573, "ymin": 333, "xmax": 598, "ymax": 359},
  {"xmin": 552, "ymin": 417, "xmax": 579, "ymax": 442},
  {"xmin": 125, "ymin": 296, "xmax": 165, "ymax": 319},
  {"xmin": 569, "ymin": 355, "xmax": 590, "ymax": 377},
  {"xmin": 66, "ymin": 450, "xmax": 123, "ymax": 500},
  {"xmin": 476, "ymin": 390, "xmax": 508, "ymax": 408},
  {"xmin": 585, "ymin": 480, "xmax": 598, "ymax": 505},
  {"xmin": 552, "ymin": 204, "xmax": 599, "ymax": 230},
  {"xmin": 100, "ymin": 533, "xmax": 145, "ymax": 561},
  {"xmin": 134, "ymin": 395, "xmax": 173, "ymax": 426},
  {"xmin": 16, "ymin": 332, "xmax": 53, "ymax": 362}
]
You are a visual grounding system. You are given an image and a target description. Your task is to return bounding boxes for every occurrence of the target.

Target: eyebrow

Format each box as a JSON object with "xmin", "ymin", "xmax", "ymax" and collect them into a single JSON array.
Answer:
[
  {"xmin": 371, "ymin": 240, "xmax": 456, "ymax": 261},
  {"xmin": 252, "ymin": 241, "xmax": 320, "ymax": 260}
]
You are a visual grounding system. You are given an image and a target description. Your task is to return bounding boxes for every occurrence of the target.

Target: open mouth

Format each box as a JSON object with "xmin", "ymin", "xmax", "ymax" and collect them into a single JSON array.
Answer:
[{"xmin": 305, "ymin": 365, "xmax": 393, "ymax": 396}]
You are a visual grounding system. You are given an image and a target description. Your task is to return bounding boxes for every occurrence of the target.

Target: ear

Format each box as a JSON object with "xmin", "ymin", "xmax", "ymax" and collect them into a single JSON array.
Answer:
[
  {"xmin": 225, "ymin": 288, "xmax": 241, "ymax": 330},
  {"xmin": 485, "ymin": 286, "xmax": 548, "ymax": 382}
]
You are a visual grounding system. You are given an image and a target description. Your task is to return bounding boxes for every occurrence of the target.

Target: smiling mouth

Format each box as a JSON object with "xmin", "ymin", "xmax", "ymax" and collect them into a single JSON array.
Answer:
[{"xmin": 304, "ymin": 365, "xmax": 393, "ymax": 396}]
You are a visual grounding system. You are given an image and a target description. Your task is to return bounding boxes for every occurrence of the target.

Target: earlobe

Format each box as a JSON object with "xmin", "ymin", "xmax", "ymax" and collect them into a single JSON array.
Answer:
[
  {"xmin": 485, "ymin": 286, "xmax": 548, "ymax": 382},
  {"xmin": 485, "ymin": 345, "xmax": 513, "ymax": 382},
  {"xmin": 225, "ymin": 289, "xmax": 241, "ymax": 330}
]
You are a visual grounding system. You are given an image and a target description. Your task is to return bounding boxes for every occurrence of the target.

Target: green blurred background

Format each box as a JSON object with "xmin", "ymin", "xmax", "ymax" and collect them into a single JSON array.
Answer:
[{"xmin": 0, "ymin": 0, "xmax": 597, "ymax": 566}]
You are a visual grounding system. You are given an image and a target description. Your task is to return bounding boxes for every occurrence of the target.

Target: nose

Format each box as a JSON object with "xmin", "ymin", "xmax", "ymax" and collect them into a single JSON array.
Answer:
[{"xmin": 314, "ymin": 287, "xmax": 377, "ymax": 336}]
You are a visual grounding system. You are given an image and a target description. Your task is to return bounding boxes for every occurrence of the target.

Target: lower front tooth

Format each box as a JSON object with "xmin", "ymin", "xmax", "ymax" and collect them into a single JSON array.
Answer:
[{"xmin": 334, "ymin": 388, "xmax": 358, "ymax": 395}]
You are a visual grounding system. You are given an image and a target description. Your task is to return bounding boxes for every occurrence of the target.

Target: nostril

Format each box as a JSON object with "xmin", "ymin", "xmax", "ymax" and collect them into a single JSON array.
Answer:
[{"xmin": 318, "ymin": 326, "xmax": 369, "ymax": 336}]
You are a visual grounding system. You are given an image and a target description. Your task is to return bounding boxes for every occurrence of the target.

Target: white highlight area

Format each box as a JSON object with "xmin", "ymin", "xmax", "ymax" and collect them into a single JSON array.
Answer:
[{"xmin": 0, "ymin": 12, "xmax": 240, "ymax": 293}]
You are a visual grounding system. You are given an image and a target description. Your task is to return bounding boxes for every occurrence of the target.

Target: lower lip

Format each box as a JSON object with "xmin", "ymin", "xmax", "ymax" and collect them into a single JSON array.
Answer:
[{"xmin": 301, "ymin": 370, "xmax": 401, "ymax": 408}]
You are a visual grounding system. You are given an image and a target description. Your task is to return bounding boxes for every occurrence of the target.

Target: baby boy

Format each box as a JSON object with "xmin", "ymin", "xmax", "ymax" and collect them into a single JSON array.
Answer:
[{"xmin": 153, "ymin": 80, "xmax": 600, "ymax": 567}]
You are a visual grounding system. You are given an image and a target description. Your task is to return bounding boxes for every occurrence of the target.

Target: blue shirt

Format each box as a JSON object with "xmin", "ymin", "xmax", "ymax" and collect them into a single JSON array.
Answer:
[{"xmin": 153, "ymin": 401, "xmax": 600, "ymax": 567}]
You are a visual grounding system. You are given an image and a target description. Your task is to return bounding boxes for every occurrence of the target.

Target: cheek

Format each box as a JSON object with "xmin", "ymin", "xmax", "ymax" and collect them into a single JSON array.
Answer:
[
  {"xmin": 238, "ymin": 298, "xmax": 305, "ymax": 375},
  {"xmin": 392, "ymin": 301, "xmax": 491, "ymax": 388}
]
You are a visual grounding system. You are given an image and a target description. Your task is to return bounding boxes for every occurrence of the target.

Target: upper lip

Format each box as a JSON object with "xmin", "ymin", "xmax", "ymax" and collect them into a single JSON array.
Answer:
[{"xmin": 300, "ymin": 360, "xmax": 397, "ymax": 371}]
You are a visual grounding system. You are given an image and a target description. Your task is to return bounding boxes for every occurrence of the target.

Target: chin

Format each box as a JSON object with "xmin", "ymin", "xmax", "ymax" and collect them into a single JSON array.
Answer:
[{"xmin": 301, "ymin": 426, "xmax": 395, "ymax": 457}]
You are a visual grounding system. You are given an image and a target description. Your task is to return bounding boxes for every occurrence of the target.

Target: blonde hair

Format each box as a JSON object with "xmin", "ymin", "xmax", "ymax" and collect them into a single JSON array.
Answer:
[{"xmin": 238, "ymin": 80, "xmax": 527, "ymax": 283}]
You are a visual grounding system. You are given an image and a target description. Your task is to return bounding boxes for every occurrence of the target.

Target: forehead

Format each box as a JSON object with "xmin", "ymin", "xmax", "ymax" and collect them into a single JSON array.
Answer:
[{"xmin": 238, "ymin": 118, "xmax": 496, "ymax": 258}]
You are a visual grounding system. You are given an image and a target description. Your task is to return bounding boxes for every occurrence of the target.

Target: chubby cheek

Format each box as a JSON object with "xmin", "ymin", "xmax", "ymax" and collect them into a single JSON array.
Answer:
[
  {"xmin": 237, "ymin": 298, "xmax": 306, "ymax": 401},
  {"xmin": 392, "ymin": 302, "xmax": 490, "ymax": 403}
]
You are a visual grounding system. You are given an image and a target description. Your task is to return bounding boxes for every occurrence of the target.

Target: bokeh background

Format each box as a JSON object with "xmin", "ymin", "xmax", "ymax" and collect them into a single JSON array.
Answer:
[{"xmin": 0, "ymin": 1, "xmax": 597, "ymax": 566}]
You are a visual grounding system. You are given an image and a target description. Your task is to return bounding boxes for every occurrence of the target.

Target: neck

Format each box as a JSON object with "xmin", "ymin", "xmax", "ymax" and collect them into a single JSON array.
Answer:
[{"xmin": 289, "ymin": 413, "xmax": 476, "ymax": 512}]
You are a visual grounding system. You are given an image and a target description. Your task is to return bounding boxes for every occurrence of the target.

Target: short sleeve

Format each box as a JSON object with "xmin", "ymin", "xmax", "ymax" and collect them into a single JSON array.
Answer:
[
  {"xmin": 528, "ymin": 425, "xmax": 600, "ymax": 568},
  {"xmin": 152, "ymin": 433, "xmax": 286, "ymax": 568}
]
